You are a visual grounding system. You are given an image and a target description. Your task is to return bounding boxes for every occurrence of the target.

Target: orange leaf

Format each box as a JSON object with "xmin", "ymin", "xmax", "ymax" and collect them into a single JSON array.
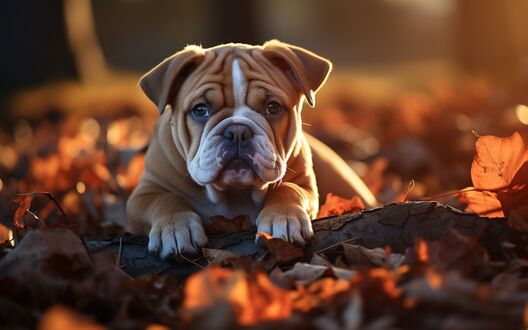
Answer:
[
  {"xmin": 471, "ymin": 132, "xmax": 528, "ymax": 191},
  {"xmin": 460, "ymin": 132, "xmax": 528, "ymax": 221},
  {"xmin": 318, "ymin": 193, "xmax": 365, "ymax": 218},
  {"xmin": 183, "ymin": 267, "xmax": 291, "ymax": 325},
  {"xmin": 458, "ymin": 187, "xmax": 504, "ymax": 218},
  {"xmin": 12, "ymin": 195, "xmax": 34, "ymax": 228}
]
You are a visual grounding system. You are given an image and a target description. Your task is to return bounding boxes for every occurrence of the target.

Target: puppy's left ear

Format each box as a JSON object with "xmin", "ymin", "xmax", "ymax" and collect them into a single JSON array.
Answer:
[
  {"xmin": 140, "ymin": 45, "xmax": 205, "ymax": 113},
  {"xmin": 263, "ymin": 40, "xmax": 332, "ymax": 107}
]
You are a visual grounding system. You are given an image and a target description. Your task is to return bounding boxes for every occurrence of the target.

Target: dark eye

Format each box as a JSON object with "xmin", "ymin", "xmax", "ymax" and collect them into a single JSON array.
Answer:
[
  {"xmin": 266, "ymin": 101, "xmax": 283, "ymax": 115},
  {"xmin": 190, "ymin": 103, "xmax": 210, "ymax": 119}
]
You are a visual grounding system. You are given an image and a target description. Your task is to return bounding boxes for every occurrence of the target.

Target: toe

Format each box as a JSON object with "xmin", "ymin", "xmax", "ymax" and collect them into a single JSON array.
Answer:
[
  {"xmin": 148, "ymin": 225, "xmax": 161, "ymax": 253},
  {"xmin": 272, "ymin": 218, "xmax": 288, "ymax": 240},
  {"xmin": 175, "ymin": 229, "xmax": 195, "ymax": 254},
  {"xmin": 189, "ymin": 220, "xmax": 208, "ymax": 247},
  {"xmin": 160, "ymin": 228, "xmax": 177, "ymax": 259},
  {"xmin": 288, "ymin": 218, "xmax": 305, "ymax": 245}
]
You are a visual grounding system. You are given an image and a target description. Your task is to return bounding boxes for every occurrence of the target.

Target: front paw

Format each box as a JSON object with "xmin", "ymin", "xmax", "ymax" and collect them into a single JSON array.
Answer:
[
  {"xmin": 148, "ymin": 211, "xmax": 208, "ymax": 259},
  {"xmin": 256, "ymin": 206, "xmax": 314, "ymax": 246}
]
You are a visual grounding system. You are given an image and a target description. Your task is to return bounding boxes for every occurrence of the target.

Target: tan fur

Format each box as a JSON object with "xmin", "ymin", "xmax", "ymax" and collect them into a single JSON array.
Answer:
[{"xmin": 127, "ymin": 40, "xmax": 376, "ymax": 258}]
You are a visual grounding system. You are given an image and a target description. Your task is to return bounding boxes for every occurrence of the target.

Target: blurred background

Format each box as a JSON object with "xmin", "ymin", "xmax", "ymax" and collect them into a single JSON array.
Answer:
[{"xmin": 1, "ymin": 0, "xmax": 528, "ymax": 235}]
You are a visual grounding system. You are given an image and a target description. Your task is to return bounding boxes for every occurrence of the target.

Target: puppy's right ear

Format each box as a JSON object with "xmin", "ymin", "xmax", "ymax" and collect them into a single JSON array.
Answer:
[{"xmin": 140, "ymin": 45, "xmax": 205, "ymax": 113}]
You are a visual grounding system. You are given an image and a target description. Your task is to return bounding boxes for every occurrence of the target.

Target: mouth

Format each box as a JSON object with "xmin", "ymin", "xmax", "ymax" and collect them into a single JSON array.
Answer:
[
  {"xmin": 216, "ymin": 157, "xmax": 259, "ymax": 187},
  {"xmin": 224, "ymin": 158, "xmax": 254, "ymax": 171}
]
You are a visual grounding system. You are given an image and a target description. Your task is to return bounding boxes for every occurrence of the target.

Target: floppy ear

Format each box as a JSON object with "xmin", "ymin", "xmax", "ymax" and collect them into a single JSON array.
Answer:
[
  {"xmin": 262, "ymin": 40, "xmax": 332, "ymax": 107},
  {"xmin": 140, "ymin": 45, "xmax": 205, "ymax": 113}
]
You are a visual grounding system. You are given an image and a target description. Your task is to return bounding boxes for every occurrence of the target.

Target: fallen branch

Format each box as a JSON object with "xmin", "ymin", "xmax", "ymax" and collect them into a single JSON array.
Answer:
[{"xmin": 87, "ymin": 201, "xmax": 520, "ymax": 279}]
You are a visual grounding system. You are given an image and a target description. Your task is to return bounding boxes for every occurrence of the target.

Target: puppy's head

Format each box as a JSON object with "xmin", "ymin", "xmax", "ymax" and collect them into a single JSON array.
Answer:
[{"xmin": 140, "ymin": 40, "xmax": 331, "ymax": 191}]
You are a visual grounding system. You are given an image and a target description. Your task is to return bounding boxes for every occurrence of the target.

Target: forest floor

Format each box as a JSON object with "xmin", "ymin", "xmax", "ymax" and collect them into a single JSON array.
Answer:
[{"xmin": 0, "ymin": 77, "xmax": 528, "ymax": 329}]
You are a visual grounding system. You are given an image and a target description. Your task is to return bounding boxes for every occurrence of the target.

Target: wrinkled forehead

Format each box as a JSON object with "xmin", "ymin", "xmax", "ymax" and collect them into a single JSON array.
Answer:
[{"xmin": 176, "ymin": 46, "xmax": 300, "ymax": 109}]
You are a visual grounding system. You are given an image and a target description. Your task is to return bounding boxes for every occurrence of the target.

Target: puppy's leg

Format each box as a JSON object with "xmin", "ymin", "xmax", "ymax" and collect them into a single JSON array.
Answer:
[
  {"xmin": 306, "ymin": 133, "xmax": 378, "ymax": 208},
  {"xmin": 256, "ymin": 134, "xmax": 319, "ymax": 245},
  {"xmin": 126, "ymin": 182, "xmax": 208, "ymax": 258},
  {"xmin": 256, "ymin": 183, "xmax": 316, "ymax": 246}
]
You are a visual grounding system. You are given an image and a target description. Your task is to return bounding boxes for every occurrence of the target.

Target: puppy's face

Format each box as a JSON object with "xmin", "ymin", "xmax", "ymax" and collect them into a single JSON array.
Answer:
[
  {"xmin": 140, "ymin": 41, "xmax": 332, "ymax": 191},
  {"xmin": 181, "ymin": 52, "xmax": 301, "ymax": 189}
]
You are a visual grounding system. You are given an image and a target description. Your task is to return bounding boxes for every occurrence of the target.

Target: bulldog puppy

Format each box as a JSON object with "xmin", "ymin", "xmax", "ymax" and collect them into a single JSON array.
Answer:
[{"xmin": 127, "ymin": 40, "xmax": 376, "ymax": 258}]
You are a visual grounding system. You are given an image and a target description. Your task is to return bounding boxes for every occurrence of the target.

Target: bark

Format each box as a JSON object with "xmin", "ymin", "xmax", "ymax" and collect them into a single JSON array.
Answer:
[{"xmin": 87, "ymin": 201, "xmax": 518, "ymax": 279}]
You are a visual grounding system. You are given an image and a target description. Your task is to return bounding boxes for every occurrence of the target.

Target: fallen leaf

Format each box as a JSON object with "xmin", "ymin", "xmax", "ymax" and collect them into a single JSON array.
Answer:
[
  {"xmin": 460, "ymin": 132, "xmax": 528, "ymax": 222},
  {"xmin": 280, "ymin": 262, "xmax": 357, "ymax": 286},
  {"xmin": 471, "ymin": 132, "xmax": 528, "ymax": 191},
  {"xmin": 318, "ymin": 193, "xmax": 365, "ymax": 218},
  {"xmin": 183, "ymin": 266, "xmax": 292, "ymax": 325},
  {"xmin": 309, "ymin": 253, "xmax": 333, "ymax": 266},
  {"xmin": 256, "ymin": 232, "xmax": 304, "ymax": 263},
  {"xmin": 409, "ymin": 229, "xmax": 488, "ymax": 276},
  {"xmin": 290, "ymin": 277, "xmax": 352, "ymax": 313},
  {"xmin": 458, "ymin": 187, "xmax": 504, "ymax": 217},
  {"xmin": 342, "ymin": 243, "xmax": 405, "ymax": 269},
  {"xmin": 202, "ymin": 248, "xmax": 241, "ymax": 265}
]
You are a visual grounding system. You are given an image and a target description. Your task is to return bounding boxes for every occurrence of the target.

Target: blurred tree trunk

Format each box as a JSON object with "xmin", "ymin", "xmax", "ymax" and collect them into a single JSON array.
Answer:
[
  {"xmin": 455, "ymin": 0, "xmax": 526, "ymax": 84},
  {"xmin": 63, "ymin": 0, "xmax": 109, "ymax": 83}
]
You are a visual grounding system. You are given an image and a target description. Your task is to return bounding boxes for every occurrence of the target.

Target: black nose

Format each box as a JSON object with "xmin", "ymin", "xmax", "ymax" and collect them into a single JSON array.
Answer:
[{"xmin": 223, "ymin": 124, "xmax": 253, "ymax": 142}]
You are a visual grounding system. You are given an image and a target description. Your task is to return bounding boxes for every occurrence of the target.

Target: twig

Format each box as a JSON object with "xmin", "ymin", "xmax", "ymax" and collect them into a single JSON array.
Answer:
[
  {"xmin": 155, "ymin": 265, "xmax": 172, "ymax": 275},
  {"xmin": 403, "ymin": 179, "xmax": 415, "ymax": 202},
  {"xmin": 181, "ymin": 255, "xmax": 204, "ymax": 270},
  {"xmin": 116, "ymin": 236, "xmax": 123, "ymax": 267},
  {"xmin": 315, "ymin": 236, "xmax": 360, "ymax": 254}
]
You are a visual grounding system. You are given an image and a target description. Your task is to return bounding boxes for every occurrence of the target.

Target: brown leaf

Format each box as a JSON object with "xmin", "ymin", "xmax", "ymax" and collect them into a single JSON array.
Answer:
[
  {"xmin": 318, "ymin": 193, "xmax": 365, "ymax": 218},
  {"xmin": 205, "ymin": 214, "xmax": 252, "ymax": 235},
  {"xmin": 342, "ymin": 243, "xmax": 405, "ymax": 270},
  {"xmin": 202, "ymin": 248, "xmax": 241, "ymax": 265},
  {"xmin": 410, "ymin": 229, "xmax": 488, "ymax": 276},
  {"xmin": 256, "ymin": 232, "xmax": 304, "ymax": 263},
  {"xmin": 281, "ymin": 262, "xmax": 357, "ymax": 285}
]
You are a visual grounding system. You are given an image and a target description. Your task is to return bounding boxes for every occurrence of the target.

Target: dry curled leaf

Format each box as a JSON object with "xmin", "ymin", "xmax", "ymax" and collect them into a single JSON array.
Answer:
[
  {"xmin": 12, "ymin": 195, "xmax": 34, "ymax": 228},
  {"xmin": 318, "ymin": 193, "xmax": 365, "ymax": 218},
  {"xmin": 256, "ymin": 232, "xmax": 304, "ymax": 262},
  {"xmin": 460, "ymin": 132, "xmax": 528, "ymax": 225},
  {"xmin": 202, "ymin": 248, "xmax": 241, "ymax": 265}
]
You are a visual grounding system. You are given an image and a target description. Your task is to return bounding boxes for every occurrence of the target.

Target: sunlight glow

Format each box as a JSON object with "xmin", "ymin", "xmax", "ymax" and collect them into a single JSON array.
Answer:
[
  {"xmin": 80, "ymin": 118, "xmax": 100, "ymax": 141},
  {"xmin": 0, "ymin": 178, "xmax": 3, "ymax": 192},
  {"xmin": 76, "ymin": 181, "xmax": 86, "ymax": 194},
  {"xmin": 455, "ymin": 114, "xmax": 472, "ymax": 132},
  {"xmin": 515, "ymin": 104, "xmax": 528, "ymax": 125}
]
